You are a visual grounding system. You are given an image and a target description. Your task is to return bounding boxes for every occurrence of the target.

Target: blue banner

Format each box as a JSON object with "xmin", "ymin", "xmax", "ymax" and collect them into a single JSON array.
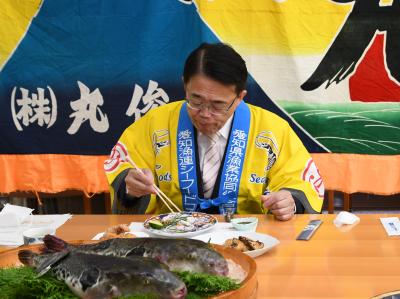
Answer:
[{"xmin": 0, "ymin": 0, "xmax": 325, "ymax": 155}]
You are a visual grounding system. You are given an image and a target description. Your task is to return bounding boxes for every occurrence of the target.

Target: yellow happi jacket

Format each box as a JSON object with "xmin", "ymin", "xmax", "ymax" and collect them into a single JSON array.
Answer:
[{"xmin": 105, "ymin": 101, "xmax": 324, "ymax": 214}]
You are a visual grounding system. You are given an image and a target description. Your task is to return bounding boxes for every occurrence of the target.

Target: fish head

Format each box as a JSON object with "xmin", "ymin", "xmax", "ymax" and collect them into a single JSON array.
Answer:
[
  {"xmin": 194, "ymin": 245, "xmax": 229, "ymax": 276},
  {"xmin": 156, "ymin": 239, "xmax": 229, "ymax": 276},
  {"xmin": 146, "ymin": 268, "xmax": 187, "ymax": 299},
  {"xmin": 117, "ymin": 267, "xmax": 187, "ymax": 299}
]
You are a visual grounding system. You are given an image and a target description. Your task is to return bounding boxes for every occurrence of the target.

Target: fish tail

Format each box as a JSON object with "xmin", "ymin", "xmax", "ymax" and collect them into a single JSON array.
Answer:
[
  {"xmin": 18, "ymin": 250, "xmax": 37, "ymax": 266},
  {"xmin": 43, "ymin": 234, "xmax": 69, "ymax": 252}
]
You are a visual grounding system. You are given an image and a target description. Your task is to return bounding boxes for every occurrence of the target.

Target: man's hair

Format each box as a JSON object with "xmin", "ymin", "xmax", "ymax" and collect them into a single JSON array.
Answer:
[{"xmin": 183, "ymin": 42, "xmax": 248, "ymax": 94}]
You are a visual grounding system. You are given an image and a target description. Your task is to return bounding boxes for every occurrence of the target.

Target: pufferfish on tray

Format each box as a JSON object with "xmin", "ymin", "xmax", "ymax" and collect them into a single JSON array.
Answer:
[{"xmin": 18, "ymin": 249, "xmax": 187, "ymax": 299}]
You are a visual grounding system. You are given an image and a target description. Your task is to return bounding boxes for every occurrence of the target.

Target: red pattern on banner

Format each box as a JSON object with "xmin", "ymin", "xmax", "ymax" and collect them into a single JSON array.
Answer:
[
  {"xmin": 349, "ymin": 33, "xmax": 400, "ymax": 102},
  {"xmin": 104, "ymin": 142, "xmax": 128, "ymax": 172}
]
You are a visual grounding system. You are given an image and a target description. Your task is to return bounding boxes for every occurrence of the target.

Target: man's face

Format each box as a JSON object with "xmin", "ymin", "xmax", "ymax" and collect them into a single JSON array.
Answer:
[{"xmin": 184, "ymin": 74, "xmax": 246, "ymax": 136}]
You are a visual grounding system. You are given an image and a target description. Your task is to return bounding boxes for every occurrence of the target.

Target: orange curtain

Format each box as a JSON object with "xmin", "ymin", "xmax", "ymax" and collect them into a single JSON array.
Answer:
[
  {"xmin": 0, "ymin": 154, "xmax": 109, "ymax": 194},
  {"xmin": 0, "ymin": 154, "xmax": 398, "ymax": 195},
  {"xmin": 312, "ymin": 153, "xmax": 400, "ymax": 195}
]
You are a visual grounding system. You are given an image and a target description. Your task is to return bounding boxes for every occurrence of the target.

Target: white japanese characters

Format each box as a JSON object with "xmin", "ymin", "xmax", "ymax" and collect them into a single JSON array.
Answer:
[
  {"xmin": 223, "ymin": 129, "xmax": 247, "ymax": 194},
  {"xmin": 125, "ymin": 80, "xmax": 169, "ymax": 121},
  {"xmin": 178, "ymin": 129, "xmax": 197, "ymax": 210},
  {"xmin": 11, "ymin": 86, "xmax": 57, "ymax": 131},
  {"xmin": 67, "ymin": 81, "xmax": 109, "ymax": 134},
  {"xmin": 10, "ymin": 80, "xmax": 169, "ymax": 134}
]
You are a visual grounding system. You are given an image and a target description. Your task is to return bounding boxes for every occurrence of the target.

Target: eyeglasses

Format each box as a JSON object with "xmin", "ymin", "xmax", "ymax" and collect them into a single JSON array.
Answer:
[{"xmin": 186, "ymin": 96, "xmax": 237, "ymax": 116}]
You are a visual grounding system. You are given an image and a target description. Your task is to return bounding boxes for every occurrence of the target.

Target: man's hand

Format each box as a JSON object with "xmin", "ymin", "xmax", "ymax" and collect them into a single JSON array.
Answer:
[
  {"xmin": 125, "ymin": 168, "xmax": 156, "ymax": 197},
  {"xmin": 261, "ymin": 190, "xmax": 296, "ymax": 221}
]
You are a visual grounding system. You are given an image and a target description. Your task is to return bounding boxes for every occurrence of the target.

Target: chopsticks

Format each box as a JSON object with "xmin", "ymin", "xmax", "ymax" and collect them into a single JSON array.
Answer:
[{"xmin": 125, "ymin": 156, "xmax": 181, "ymax": 213}]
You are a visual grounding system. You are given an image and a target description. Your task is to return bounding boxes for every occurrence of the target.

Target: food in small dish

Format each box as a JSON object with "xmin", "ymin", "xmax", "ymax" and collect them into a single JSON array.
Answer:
[
  {"xmin": 106, "ymin": 224, "xmax": 130, "ymax": 234},
  {"xmin": 100, "ymin": 232, "xmax": 136, "ymax": 240},
  {"xmin": 193, "ymin": 231, "xmax": 279, "ymax": 258},
  {"xmin": 99, "ymin": 224, "xmax": 136, "ymax": 240},
  {"xmin": 224, "ymin": 238, "xmax": 248, "ymax": 252},
  {"xmin": 230, "ymin": 217, "xmax": 258, "ymax": 231},
  {"xmin": 223, "ymin": 236, "xmax": 264, "ymax": 252}
]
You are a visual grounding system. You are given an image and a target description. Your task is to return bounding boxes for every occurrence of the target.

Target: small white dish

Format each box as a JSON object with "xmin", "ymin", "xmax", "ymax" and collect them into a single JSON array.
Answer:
[
  {"xmin": 92, "ymin": 231, "xmax": 149, "ymax": 241},
  {"xmin": 23, "ymin": 227, "xmax": 56, "ymax": 245},
  {"xmin": 230, "ymin": 217, "xmax": 258, "ymax": 231},
  {"xmin": 192, "ymin": 231, "xmax": 279, "ymax": 258}
]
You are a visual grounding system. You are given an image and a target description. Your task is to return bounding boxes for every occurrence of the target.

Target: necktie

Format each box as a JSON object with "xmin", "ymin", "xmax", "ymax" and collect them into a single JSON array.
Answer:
[{"xmin": 202, "ymin": 133, "xmax": 221, "ymax": 198}]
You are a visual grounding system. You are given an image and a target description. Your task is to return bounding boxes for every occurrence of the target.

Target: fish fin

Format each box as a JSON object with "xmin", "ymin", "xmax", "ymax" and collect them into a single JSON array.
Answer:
[
  {"xmin": 18, "ymin": 250, "xmax": 37, "ymax": 266},
  {"xmin": 36, "ymin": 250, "xmax": 70, "ymax": 274},
  {"xmin": 43, "ymin": 234, "xmax": 70, "ymax": 252},
  {"xmin": 108, "ymin": 285, "xmax": 122, "ymax": 298},
  {"xmin": 81, "ymin": 284, "xmax": 121, "ymax": 299},
  {"xmin": 36, "ymin": 265, "xmax": 52, "ymax": 278}
]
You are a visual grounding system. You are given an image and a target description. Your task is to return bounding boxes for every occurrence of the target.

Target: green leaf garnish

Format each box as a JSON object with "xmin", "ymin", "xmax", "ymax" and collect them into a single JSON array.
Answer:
[
  {"xmin": 0, "ymin": 266, "xmax": 240, "ymax": 299},
  {"xmin": 175, "ymin": 271, "xmax": 240, "ymax": 296}
]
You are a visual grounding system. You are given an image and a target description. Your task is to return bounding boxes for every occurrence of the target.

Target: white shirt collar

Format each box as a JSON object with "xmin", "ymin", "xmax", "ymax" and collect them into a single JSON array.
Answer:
[
  {"xmin": 197, "ymin": 115, "xmax": 233, "ymax": 171},
  {"xmin": 198, "ymin": 115, "xmax": 233, "ymax": 140},
  {"xmin": 219, "ymin": 114, "xmax": 233, "ymax": 140}
]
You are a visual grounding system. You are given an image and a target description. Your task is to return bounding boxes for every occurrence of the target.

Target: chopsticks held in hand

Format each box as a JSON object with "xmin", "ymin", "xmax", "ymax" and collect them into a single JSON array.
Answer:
[{"xmin": 125, "ymin": 157, "xmax": 181, "ymax": 213}]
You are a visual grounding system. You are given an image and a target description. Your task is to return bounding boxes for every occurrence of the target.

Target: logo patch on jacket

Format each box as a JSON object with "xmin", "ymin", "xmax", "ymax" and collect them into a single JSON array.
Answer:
[
  {"xmin": 104, "ymin": 141, "xmax": 128, "ymax": 172},
  {"xmin": 152, "ymin": 129, "xmax": 170, "ymax": 155},
  {"xmin": 302, "ymin": 159, "xmax": 325, "ymax": 198},
  {"xmin": 158, "ymin": 172, "xmax": 172, "ymax": 182},
  {"xmin": 249, "ymin": 173, "xmax": 267, "ymax": 184},
  {"xmin": 255, "ymin": 131, "xmax": 279, "ymax": 171}
]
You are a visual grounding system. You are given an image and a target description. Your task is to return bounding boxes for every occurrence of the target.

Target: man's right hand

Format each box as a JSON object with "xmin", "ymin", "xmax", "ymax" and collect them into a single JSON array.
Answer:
[{"xmin": 125, "ymin": 168, "xmax": 156, "ymax": 197}]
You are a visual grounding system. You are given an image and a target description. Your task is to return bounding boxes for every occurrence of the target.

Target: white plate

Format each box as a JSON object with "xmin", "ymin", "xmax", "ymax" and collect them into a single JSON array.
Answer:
[
  {"xmin": 143, "ymin": 212, "xmax": 218, "ymax": 238},
  {"xmin": 192, "ymin": 231, "xmax": 279, "ymax": 258},
  {"xmin": 92, "ymin": 231, "xmax": 149, "ymax": 240}
]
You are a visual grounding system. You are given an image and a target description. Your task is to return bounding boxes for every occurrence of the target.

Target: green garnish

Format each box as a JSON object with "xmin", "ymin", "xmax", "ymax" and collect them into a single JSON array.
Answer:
[
  {"xmin": 0, "ymin": 266, "xmax": 240, "ymax": 299},
  {"xmin": 175, "ymin": 271, "xmax": 240, "ymax": 297},
  {"xmin": 148, "ymin": 219, "xmax": 164, "ymax": 229},
  {"xmin": 117, "ymin": 295, "xmax": 158, "ymax": 299},
  {"xmin": 0, "ymin": 266, "xmax": 76, "ymax": 299}
]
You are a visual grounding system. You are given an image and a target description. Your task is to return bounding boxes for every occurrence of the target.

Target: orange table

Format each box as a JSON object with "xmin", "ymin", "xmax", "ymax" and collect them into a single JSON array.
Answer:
[{"xmin": 2, "ymin": 214, "xmax": 400, "ymax": 298}]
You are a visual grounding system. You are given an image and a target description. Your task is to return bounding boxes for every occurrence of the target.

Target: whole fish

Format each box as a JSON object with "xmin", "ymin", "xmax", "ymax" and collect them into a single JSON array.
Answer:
[
  {"xmin": 43, "ymin": 235, "xmax": 229, "ymax": 276},
  {"xmin": 19, "ymin": 249, "xmax": 187, "ymax": 299}
]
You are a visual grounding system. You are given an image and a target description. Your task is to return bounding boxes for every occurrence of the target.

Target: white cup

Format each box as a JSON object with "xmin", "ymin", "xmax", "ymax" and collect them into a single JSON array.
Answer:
[{"xmin": 23, "ymin": 227, "xmax": 56, "ymax": 245}]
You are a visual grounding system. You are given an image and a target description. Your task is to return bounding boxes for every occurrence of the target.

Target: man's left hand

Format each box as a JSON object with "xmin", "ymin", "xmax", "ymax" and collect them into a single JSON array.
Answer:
[{"xmin": 261, "ymin": 190, "xmax": 296, "ymax": 221}]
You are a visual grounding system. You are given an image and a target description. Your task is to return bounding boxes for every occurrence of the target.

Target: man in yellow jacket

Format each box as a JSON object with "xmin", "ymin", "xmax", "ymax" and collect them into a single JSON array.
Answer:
[{"xmin": 104, "ymin": 43, "xmax": 324, "ymax": 220}]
